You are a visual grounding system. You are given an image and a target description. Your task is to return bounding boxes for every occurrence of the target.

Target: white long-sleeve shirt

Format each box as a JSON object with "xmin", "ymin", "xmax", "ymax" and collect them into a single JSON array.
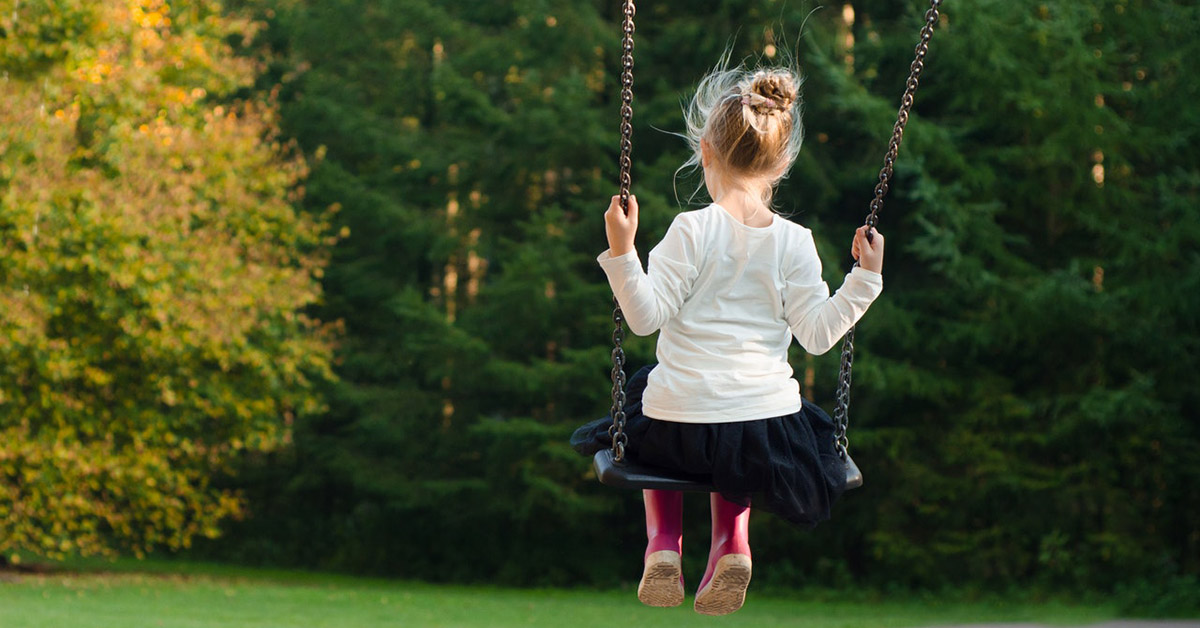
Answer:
[{"xmin": 597, "ymin": 202, "xmax": 883, "ymax": 423}]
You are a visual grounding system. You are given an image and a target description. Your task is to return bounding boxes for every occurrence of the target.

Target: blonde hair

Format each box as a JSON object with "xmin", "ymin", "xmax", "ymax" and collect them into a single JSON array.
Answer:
[{"xmin": 676, "ymin": 49, "xmax": 804, "ymax": 208}]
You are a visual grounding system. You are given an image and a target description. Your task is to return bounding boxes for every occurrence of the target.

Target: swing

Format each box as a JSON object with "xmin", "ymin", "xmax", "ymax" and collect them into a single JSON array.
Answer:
[{"xmin": 594, "ymin": 0, "xmax": 944, "ymax": 492}]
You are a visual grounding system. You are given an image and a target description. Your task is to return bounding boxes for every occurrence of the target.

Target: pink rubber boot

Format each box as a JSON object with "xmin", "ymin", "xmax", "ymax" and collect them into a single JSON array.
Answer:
[
  {"xmin": 638, "ymin": 489, "xmax": 684, "ymax": 607},
  {"xmin": 694, "ymin": 493, "xmax": 751, "ymax": 615}
]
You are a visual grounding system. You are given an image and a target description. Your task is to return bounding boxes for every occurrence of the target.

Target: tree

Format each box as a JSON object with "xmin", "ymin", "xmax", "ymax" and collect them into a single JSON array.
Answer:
[
  {"xmin": 0, "ymin": 0, "xmax": 333, "ymax": 562},
  {"xmin": 197, "ymin": 0, "xmax": 1199, "ymax": 599},
  {"xmin": 772, "ymin": 0, "xmax": 1200, "ymax": 591}
]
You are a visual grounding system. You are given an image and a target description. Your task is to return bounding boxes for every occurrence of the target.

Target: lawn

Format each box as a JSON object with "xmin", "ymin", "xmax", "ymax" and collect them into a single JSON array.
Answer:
[{"xmin": 0, "ymin": 557, "xmax": 1121, "ymax": 628}]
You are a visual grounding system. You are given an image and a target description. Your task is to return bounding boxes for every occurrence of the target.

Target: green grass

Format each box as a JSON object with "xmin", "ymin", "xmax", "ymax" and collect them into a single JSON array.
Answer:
[{"xmin": 0, "ymin": 556, "xmax": 1123, "ymax": 628}]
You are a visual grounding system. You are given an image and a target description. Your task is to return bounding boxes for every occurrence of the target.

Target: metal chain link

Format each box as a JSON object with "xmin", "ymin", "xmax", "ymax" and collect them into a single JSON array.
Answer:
[
  {"xmin": 833, "ymin": 0, "xmax": 941, "ymax": 461},
  {"xmin": 608, "ymin": 0, "xmax": 636, "ymax": 462}
]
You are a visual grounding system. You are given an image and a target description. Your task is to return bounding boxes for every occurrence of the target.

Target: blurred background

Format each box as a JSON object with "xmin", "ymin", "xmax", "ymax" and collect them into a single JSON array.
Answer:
[{"xmin": 1, "ymin": 0, "xmax": 1197, "ymax": 617}]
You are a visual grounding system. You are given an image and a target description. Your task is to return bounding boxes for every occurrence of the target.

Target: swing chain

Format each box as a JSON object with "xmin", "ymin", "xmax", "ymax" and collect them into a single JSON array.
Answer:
[
  {"xmin": 834, "ymin": 0, "xmax": 941, "ymax": 462},
  {"xmin": 865, "ymin": 0, "xmax": 941, "ymax": 232},
  {"xmin": 833, "ymin": 324, "xmax": 856, "ymax": 460},
  {"xmin": 608, "ymin": 300, "xmax": 629, "ymax": 460},
  {"xmin": 609, "ymin": 0, "xmax": 636, "ymax": 463},
  {"xmin": 618, "ymin": 0, "xmax": 636, "ymax": 212}
]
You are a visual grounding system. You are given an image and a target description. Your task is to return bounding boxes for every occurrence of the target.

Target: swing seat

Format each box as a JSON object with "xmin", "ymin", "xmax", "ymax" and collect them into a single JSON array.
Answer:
[
  {"xmin": 592, "ymin": 448, "xmax": 715, "ymax": 492},
  {"xmin": 593, "ymin": 448, "xmax": 864, "ymax": 492}
]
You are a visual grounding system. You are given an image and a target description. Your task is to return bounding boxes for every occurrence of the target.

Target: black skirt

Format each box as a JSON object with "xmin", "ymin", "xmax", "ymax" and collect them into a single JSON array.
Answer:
[{"xmin": 571, "ymin": 364, "xmax": 847, "ymax": 528}]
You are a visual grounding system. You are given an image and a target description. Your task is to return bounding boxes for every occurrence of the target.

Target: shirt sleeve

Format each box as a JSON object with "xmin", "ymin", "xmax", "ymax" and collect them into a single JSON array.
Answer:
[
  {"xmin": 596, "ymin": 214, "xmax": 700, "ymax": 336},
  {"xmin": 781, "ymin": 230, "xmax": 883, "ymax": 355}
]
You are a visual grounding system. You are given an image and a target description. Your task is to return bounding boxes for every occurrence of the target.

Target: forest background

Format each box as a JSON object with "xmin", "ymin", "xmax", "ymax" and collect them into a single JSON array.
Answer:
[{"xmin": 1, "ymin": 0, "xmax": 1197, "ymax": 614}]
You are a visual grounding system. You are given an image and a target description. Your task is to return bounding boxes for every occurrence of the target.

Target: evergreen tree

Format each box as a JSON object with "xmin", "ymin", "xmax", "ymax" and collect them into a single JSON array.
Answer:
[
  {"xmin": 197, "ymin": 0, "xmax": 631, "ymax": 582},
  {"xmin": 203, "ymin": 0, "xmax": 1199, "ymax": 598},
  {"xmin": 770, "ymin": 0, "xmax": 1200, "ymax": 590}
]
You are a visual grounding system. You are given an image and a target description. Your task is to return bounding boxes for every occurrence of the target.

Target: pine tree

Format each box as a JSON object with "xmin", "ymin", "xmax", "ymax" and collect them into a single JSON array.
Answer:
[{"xmin": 201, "ymin": 0, "xmax": 1199, "ymax": 594}]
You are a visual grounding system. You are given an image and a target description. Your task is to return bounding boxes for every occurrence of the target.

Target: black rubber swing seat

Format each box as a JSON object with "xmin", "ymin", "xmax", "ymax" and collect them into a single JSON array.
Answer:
[
  {"xmin": 592, "ymin": 448, "xmax": 864, "ymax": 492},
  {"xmin": 592, "ymin": 448, "xmax": 714, "ymax": 492}
]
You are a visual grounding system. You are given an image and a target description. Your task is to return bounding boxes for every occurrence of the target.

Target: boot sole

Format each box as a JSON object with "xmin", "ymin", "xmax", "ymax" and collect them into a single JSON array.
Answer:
[
  {"xmin": 637, "ymin": 550, "xmax": 684, "ymax": 607},
  {"xmin": 694, "ymin": 554, "xmax": 752, "ymax": 616}
]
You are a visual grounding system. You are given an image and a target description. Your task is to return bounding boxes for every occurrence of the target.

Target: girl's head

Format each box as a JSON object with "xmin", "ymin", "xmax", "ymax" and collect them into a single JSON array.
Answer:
[{"xmin": 679, "ymin": 53, "xmax": 804, "ymax": 207}]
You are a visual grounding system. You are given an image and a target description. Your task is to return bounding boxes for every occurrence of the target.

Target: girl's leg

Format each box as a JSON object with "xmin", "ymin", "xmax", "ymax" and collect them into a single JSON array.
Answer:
[
  {"xmin": 638, "ymin": 489, "xmax": 684, "ymax": 607},
  {"xmin": 643, "ymin": 489, "xmax": 683, "ymax": 557},
  {"xmin": 694, "ymin": 492, "xmax": 752, "ymax": 615}
]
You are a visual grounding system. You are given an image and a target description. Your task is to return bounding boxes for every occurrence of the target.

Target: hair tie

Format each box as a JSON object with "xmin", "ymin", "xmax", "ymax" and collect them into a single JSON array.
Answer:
[{"xmin": 741, "ymin": 93, "xmax": 781, "ymax": 110}]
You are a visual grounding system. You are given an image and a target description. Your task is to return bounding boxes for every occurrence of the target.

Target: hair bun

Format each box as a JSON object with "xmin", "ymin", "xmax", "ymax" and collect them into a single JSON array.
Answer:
[
  {"xmin": 748, "ymin": 71, "xmax": 797, "ymax": 113},
  {"xmin": 680, "ymin": 55, "xmax": 804, "ymax": 190}
]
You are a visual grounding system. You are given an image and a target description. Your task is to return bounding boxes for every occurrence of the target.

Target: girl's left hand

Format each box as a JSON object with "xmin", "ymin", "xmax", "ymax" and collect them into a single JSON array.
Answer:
[{"xmin": 604, "ymin": 194, "xmax": 639, "ymax": 256}]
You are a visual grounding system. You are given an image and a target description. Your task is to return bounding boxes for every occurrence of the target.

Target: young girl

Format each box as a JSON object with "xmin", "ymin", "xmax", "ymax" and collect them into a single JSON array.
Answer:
[{"xmin": 571, "ymin": 61, "xmax": 884, "ymax": 615}]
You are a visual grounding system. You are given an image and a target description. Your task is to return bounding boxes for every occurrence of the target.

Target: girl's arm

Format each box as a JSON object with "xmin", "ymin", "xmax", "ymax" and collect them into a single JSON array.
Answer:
[
  {"xmin": 597, "ymin": 196, "xmax": 699, "ymax": 336},
  {"xmin": 782, "ymin": 227, "xmax": 884, "ymax": 354}
]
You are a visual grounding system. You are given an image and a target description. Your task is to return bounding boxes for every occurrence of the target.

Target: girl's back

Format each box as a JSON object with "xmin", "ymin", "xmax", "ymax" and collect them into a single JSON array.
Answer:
[{"xmin": 599, "ymin": 201, "xmax": 882, "ymax": 424}]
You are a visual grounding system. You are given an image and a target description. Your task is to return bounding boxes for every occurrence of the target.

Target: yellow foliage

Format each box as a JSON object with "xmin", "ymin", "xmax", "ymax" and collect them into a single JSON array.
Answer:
[{"xmin": 0, "ymin": 0, "xmax": 334, "ymax": 562}]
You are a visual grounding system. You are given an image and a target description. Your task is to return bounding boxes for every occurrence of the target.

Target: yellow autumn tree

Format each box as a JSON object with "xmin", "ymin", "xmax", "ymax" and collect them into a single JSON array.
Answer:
[{"xmin": 0, "ymin": 0, "xmax": 334, "ymax": 562}]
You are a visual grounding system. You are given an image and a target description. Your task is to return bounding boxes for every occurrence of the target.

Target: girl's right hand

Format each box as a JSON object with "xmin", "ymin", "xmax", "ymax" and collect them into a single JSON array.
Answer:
[{"xmin": 851, "ymin": 225, "xmax": 884, "ymax": 273}]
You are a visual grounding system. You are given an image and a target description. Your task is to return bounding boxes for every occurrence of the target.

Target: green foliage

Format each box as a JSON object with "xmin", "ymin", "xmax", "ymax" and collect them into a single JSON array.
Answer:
[
  {"xmin": 1115, "ymin": 574, "xmax": 1200, "ymax": 617},
  {"xmin": 0, "ymin": 0, "xmax": 333, "ymax": 561},
  {"xmin": 810, "ymin": 0, "xmax": 1200, "ymax": 592},
  {"xmin": 179, "ymin": 0, "xmax": 1197, "ymax": 602}
]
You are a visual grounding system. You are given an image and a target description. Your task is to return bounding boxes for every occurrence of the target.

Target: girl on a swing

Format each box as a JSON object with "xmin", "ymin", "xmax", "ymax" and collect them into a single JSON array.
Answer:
[{"xmin": 572, "ymin": 59, "xmax": 885, "ymax": 615}]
